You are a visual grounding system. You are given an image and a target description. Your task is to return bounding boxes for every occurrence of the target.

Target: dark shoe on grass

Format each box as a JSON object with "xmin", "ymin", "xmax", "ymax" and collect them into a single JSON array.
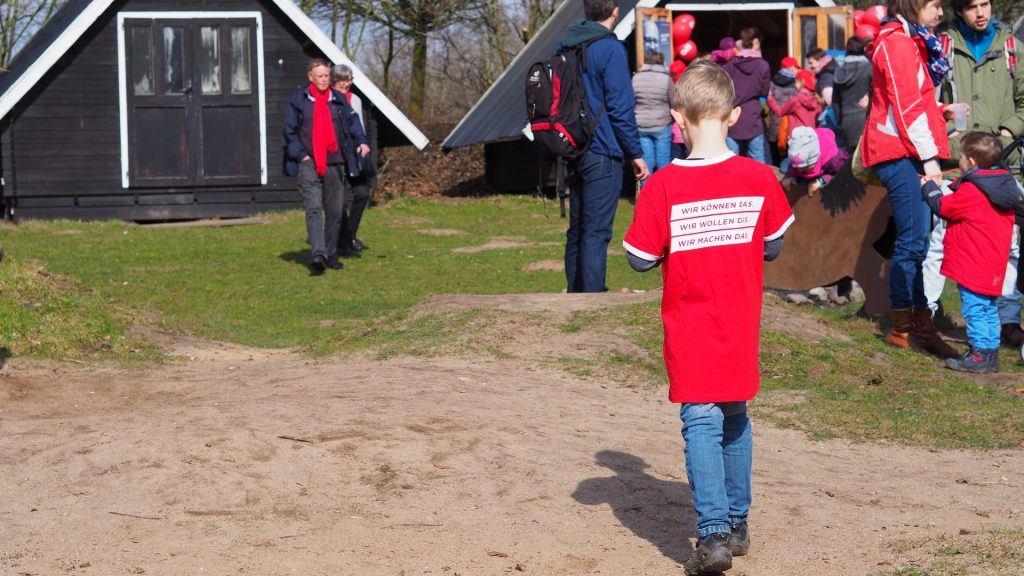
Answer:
[
  {"xmin": 325, "ymin": 256, "xmax": 344, "ymax": 270},
  {"xmin": 309, "ymin": 255, "xmax": 326, "ymax": 273},
  {"xmin": 1001, "ymin": 323, "xmax": 1024, "ymax": 348},
  {"xmin": 944, "ymin": 347, "xmax": 998, "ymax": 373},
  {"xmin": 684, "ymin": 532, "xmax": 732, "ymax": 575},
  {"xmin": 729, "ymin": 523, "xmax": 749, "ymax": 557},
  {"xmin": 353, "ymin": 238, "xmax": 367, "ymax": 252}
]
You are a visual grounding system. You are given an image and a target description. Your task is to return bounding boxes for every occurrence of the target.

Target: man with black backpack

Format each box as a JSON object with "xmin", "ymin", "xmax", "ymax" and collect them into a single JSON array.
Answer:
[{"xmin": 561, "ymin": 0, "xmax": 648, "ymax": 293}]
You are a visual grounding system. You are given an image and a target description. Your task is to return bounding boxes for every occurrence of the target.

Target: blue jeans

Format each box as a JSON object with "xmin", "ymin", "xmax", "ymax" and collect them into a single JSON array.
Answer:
[
  {"xmin": 680, "ymin": 402, "xmax": 752, "ymax": 540},
  {"xmin": 565, "ymin": 151, "xmax": 623, "ymax": 292},
  {"xmin": 874, "ymin": 158, "xmax": 931, "ymax": 310},
  {"xmin": 960, "ymin": 285, "xmax": 1000, "ymax": 349},
  {"xmin": 639, "ymin": 124, "xmax": 673, "ymax": 178},
  {"xmin": 726, "ymin": 134, "xmax": 768, "ymax": 164}
]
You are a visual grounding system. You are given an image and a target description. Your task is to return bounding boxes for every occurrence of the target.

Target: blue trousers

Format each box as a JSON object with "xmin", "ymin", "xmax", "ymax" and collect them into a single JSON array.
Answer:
[
  {"xmin": 726, "ymin": 134, "xmax": 768, "ymax": 164},
  {"xmin": 565, "ymin": 151, "xmax": 622, "ymax": 293},
  {"xmin": 874, "ymin": 158, "xmax": 931, "ymax": 310},
  {"xmin": 680, "ymin": 402, "xmax": 752, "ymax": 540},
  {"xmin": 960, "ymin": 285, "xmax": 1000, "ymax": 349},
  {"xmin": 639, "ymin": 124, "xmax": 673, "ymax": 181}
]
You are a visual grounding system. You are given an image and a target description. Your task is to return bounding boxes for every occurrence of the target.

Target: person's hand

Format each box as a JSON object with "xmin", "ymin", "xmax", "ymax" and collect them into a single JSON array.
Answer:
[
  {"xmin": 942, "ymin": 103, "xmax": 970, "ymax": 121},
  {"xmin": 301, "ymin": 155, "xmax": 310, "ymax": 162},
  {"xmin": 632, "ymin": 158, "xmax": 650, "ymax": 181},
  {"xmin": 357, "ymin": 144, "xmax": 370, "ymax": 157},
  {"xmin": 857, "ymin": 94, "xmax": 869, "ymax": 108},
  {"xmin": 807, "ymin": 179, "xmax": 822, "ymax": 197},
  {"xmin": 1000, "ymin": 128, "xmax": 1014, "ymax": 138},
  {"xmin": 921, "ymin": 159, "xmax": 942, "ymax": 185}
]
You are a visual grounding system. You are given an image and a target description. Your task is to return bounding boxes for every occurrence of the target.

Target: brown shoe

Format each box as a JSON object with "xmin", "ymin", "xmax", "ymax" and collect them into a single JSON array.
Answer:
[
  {"xmin": 910, "ymin": 309, "xmax": 960, "ymax": 359},
  {"xmin": 883, "ymin": 309, "xmax": 911, "ymax": 349},
  {"xmin": 1001, "ymin": 323, "xmax": 1024, "ymax": 348}
]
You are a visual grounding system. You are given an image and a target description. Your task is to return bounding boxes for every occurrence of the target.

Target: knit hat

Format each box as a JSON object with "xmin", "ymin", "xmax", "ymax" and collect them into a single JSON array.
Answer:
[
  {"xmin": 780, "ymin": 56, "xmax": 798, "ymax": 69},
  {"xmin": 795, "ymin": 69, "xmax": 816, "ymax": 91},
  {"xmin": 787, "ymin": 127, "xmax": 820, "ymax": 168}
]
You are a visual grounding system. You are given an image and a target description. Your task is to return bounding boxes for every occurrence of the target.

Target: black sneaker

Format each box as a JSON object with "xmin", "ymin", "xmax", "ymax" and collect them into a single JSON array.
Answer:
[
  {"xmin": 325, "ymin": 256, "xmax": 344, "ymax": 270},
  {"xmin": 729, "ymin": 523, "xmax": 749, "ymax": 557},
  {"xmin": 352, "ymin": 238, "xmax": 367, "ymax": 252},
  {"xmin": 309, "ymin": 255, "xmax": 326, "ymax": 273},
  {"xmin": 944, "ymin": 347, "xmax": 999, "ymax": 373},
  {"xmin": 684, "ymin": 532, "xmax": 732, "ymax": 575}
]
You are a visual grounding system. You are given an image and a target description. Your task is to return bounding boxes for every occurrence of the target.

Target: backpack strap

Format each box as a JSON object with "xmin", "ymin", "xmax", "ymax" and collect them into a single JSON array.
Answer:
[
  {"xmin": 1005, "ymin": 35, "xmax": 1017, "ymax": 77},
  {"xmin": 940, "ymin": 32, "xmax": 959, "ymax": 104}
]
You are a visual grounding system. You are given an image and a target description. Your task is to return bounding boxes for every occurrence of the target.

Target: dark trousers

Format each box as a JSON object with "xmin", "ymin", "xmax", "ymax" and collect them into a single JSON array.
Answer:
[
  {"xmin": 565, "ymin": 150, "xmax": 623, "ymax": 293},
  {"xmin": 339, "ymin": 177, "xmax": 370, "ymax": 249},
  {"xmin": 298, "ymin": 161, "xmax": 346, "ymax": 259}
]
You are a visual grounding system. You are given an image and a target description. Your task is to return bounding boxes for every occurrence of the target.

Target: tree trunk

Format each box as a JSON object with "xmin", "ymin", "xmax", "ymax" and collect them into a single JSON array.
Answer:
[{"xmin": 409, "ymin": 30, "xmax": 427, "ymax": 123}]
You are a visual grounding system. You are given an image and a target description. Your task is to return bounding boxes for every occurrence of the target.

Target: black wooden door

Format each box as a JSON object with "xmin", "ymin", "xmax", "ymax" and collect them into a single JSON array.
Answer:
[{"xmin": 125, "ymin": 18, "xmax": 260, "ymax": 187}]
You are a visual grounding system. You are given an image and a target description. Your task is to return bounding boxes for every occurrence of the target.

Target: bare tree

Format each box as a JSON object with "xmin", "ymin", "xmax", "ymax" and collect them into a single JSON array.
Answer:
[{"xmin": 0, "ymin": 0, "xmax": 64, "ymax": 69}]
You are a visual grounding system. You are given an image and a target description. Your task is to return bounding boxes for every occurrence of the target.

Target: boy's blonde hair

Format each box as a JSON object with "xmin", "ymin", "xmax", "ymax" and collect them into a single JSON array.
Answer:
[
  {"xmin": 671, "ymin": 61, "xmax": 735, "ymax": 123},
  {"xmin": 959, "ymin": 132, "xmax": 1003, "ymax": 168}
]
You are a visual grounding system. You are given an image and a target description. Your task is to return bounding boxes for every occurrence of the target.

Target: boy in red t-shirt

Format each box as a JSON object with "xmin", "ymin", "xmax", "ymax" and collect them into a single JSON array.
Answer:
[
  {"xmin": 624, "ymin": 61, "xmax": 794, "ymax": 575},
  {"xmin": 921, "ymin": 132, "xmax": 1024, "ymax": 373}
]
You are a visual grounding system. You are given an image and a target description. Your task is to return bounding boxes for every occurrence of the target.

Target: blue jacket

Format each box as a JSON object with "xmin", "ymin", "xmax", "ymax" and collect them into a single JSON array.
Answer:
[
  {"xmin": 562, "ymin": 20, "xmax": 643, "ymax": 161},
  {"xmin": 281, "ymin": 87, "xmax": 369, "ymax": 178}
]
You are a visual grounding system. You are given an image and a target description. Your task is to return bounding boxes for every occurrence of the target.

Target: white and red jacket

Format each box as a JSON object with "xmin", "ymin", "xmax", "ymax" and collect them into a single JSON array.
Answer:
[{"xmin": 862, "ymin": 19, "xmax": 950, "ymax": 168}]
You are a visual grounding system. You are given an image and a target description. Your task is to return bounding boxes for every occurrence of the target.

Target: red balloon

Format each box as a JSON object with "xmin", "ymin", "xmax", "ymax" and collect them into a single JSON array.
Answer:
[
  {"xmin": 669, "ymin": 59, "xmax": 687, "ymax": 79},
  {"xmin": 672, "ymin": 13, "xmax": 695, "ymax": 44},
  {"xmin": 863, "ymin": 5, "xmax": 887, "ymax": 27},
  {"xmin": 677, "ymin": 39, "xmax": 698, "ymax": 62},
  {"xmin": 853, "ymin": 9, "xmax": 865, "ymax": 26},
  {"xmin": 855, "ymin": 23, "xmax": 879, "ymax": 40}
]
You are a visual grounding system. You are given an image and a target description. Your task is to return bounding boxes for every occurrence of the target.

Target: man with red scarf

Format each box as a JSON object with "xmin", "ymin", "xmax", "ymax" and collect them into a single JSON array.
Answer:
[{"xmin": 283, "ymin": 58, "xmax": 370, "ymax": 273}]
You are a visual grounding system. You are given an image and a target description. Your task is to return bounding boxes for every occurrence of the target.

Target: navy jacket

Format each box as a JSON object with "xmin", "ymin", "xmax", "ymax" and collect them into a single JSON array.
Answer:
[
  {"xmin": 561, "ymin": 19, "xmax": 643, "ymax": 161},
  {"xmin": 282, "ymin": 87, "xmax": 368, "ymax": 178}
]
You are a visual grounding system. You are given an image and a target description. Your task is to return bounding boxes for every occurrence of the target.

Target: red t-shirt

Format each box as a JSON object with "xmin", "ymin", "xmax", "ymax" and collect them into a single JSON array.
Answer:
[{"xmin": 624, "ymin": 153, "xmax": 794, "ymax": 403}]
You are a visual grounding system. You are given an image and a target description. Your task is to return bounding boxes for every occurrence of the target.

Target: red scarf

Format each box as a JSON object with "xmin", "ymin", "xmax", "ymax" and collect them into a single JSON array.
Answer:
[
  {"xmin": 341, "ymin": 90, "xmax": 353, "ymax": 105},
  {"xmin": 309, "ymin": 84, "xmax": 339, "ymax": 176}
]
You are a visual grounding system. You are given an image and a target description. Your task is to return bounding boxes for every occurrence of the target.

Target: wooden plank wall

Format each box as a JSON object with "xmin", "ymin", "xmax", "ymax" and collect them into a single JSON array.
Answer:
[{"xmin": 1, "ymin": 0, "xmax": 349, "ymax": 220}]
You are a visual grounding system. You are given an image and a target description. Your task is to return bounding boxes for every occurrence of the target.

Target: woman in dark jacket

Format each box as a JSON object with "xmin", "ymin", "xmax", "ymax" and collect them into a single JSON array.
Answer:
[
  {"xmin": 831, "ymin": 36, "xmax": 872, "ymax": 150},
  {"xmin": 722, "ymin": 27, "xmax": 770, "ymax": 163}
]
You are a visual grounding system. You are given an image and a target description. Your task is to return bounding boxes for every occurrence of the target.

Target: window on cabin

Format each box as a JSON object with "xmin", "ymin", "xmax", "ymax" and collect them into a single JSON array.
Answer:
[
  {"xmin": 131, "ymin": 27, "xmax": 153, "ymax": 96},
  {"xmin": 230, "ymin": 27, "xmax": 251, "ymax": 94},
  {"xmin": 199, "ymin": 26, "xmax": 221, "ymax": 95},
  {"xmin": 163, "ymin": 26, "xmax": 185, "ymax": 94}
]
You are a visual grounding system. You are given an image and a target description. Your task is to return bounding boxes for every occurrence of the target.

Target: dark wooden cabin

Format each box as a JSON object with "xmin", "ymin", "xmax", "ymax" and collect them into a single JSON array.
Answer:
[{"xmin": 0, "ymin": 0, "xmax": 428, "ymax": 221}]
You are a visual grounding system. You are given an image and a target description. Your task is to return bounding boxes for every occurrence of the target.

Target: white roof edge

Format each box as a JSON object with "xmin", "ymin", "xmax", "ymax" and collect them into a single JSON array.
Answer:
[
  {"xmin": 0, "ymin": 0, "xmax": 118, "ymax": 120},
  {"xmin": 663, "ymin": 2, "xmax": 794, "ymax": 10},
  {"xmin": 272, "ymin": 0, "xmax": 429, "ymax": 150},
  {"xmin": 0, "ymin": 0, "xmax": 429, "ymax": 150}
]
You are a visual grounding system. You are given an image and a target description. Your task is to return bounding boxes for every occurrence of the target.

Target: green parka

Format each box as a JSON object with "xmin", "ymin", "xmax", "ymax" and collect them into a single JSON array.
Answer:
[{"xmin": 938, "ymin": 20, "xmax": 1024, "ymax": 167}]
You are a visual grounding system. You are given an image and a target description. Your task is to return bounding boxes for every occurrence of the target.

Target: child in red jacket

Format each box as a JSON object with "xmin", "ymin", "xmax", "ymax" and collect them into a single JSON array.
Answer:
[
  {"xmin": 922, "ymin": 132, "xmax": 1024, "ymax": 373},
  {"xmin": 767, "ymin": 69, "xmax": 820, "ymax": 141}
]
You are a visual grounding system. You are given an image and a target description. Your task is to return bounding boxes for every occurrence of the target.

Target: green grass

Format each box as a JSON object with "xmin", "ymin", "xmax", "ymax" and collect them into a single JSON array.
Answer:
[
  {"xmin": 0, "ymin": 196, "xmax": 659, "ymax": 353},
  {"xmin": 878, "ymin": 530, "xmax": 1024, "ymax": 576},
  {"xmin": 1, "ymin": 196, "xmax": 1022, "ymax": 449}
]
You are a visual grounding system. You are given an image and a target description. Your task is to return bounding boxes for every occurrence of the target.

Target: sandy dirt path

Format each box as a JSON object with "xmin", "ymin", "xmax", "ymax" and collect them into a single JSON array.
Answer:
[{"xmin": 1, "ymin": 295, "xmax": 1021, "ymax": 576}]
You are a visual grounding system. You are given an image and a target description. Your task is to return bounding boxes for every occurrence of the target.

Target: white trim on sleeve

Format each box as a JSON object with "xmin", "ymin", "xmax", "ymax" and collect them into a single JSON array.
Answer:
[
  {"xmin": 623, "ymin": 240, "xmax": 662, "ymax": 262},
  {"xmin": 764, "ymin": 213, "xmax": 795, "ymax": 241}
]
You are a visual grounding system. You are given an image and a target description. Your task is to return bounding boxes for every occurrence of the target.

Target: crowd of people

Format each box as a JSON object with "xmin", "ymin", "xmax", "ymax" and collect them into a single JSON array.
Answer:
[
  {"xmin": 559, "ymin": 0, "xmax": 1022, "ymax": 573},
  {"xmin": 625, "ymin": 0, "xmax": 1024, "ymax": 372}
]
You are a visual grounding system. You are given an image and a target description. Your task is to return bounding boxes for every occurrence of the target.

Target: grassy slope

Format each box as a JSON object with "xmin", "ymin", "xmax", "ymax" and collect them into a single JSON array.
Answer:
[{"xmin": 1, "ymin": 197, "xmax": 1022, "ymax": 450}]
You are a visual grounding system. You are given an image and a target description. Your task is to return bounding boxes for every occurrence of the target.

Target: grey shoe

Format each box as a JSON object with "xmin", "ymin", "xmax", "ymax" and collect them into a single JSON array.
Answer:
[
  {"xmin": 944, "ymin": 347, "xmax": 999, "ymax": 373},
  {"xmin": 684, "ymin": 532, "xmax": 732, "ymax": 575},
  {"xmin": 729, "ymin": 523, "xmax": 749, "ymax": 557}
]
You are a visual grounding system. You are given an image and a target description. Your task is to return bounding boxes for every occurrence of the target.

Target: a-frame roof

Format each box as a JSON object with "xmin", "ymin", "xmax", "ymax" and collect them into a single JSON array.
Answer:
[{"xmin": 0, "ymin": 0, "xmax": 429, "ymax": 150}]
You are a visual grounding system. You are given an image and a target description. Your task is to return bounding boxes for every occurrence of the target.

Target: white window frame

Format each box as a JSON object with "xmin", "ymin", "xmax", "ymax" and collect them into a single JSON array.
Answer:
[{"xmin": 116, "ymin": 11, "xmax": 268, "ymax": 188}]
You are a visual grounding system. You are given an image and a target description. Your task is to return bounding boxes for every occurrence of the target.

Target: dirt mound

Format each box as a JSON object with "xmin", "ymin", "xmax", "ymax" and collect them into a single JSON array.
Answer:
[{"xmin": 2, "ymin": 293, "xmax": 1021, "ymax": 575}]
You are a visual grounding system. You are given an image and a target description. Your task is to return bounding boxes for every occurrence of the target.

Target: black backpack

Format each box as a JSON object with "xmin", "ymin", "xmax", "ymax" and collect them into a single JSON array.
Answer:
[{"xmin": 525, "ymin": 33, "xmax": 612, "ymax": 215}]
